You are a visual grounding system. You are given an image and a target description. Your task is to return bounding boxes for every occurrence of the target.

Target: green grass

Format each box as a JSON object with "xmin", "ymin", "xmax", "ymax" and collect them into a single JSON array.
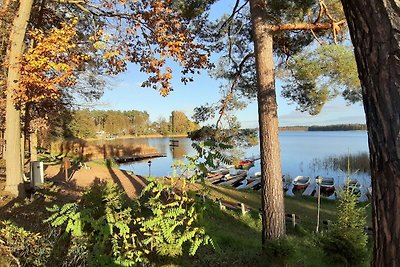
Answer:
[
  {"xmin": 1, "ymin": 176, "xmax": 371, "ymax": 267},
  {"xmin": 178, "ymin": 185, "xmax": 372, "ymax": 266}
]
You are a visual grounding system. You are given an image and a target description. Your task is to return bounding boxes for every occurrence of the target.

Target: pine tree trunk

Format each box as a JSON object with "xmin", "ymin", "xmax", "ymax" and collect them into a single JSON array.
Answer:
[
  {"xmin": 4, "ymin": 0, "xmax": 34, "ymax": 197},
  {"xmin": 340, "ymin": 0, "xmax": 400, "ymax": 265},
  {"xmin": 249, "ymin": 0, "xmax": 286, "ymax": 243}
]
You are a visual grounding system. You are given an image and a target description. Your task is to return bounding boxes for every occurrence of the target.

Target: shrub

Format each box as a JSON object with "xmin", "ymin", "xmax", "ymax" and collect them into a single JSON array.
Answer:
[
  {"xmin": 320, "ymin": 185, "xmax": 368, "ymax": 266},
  {"xmin": 0, "ymin": 221, "xmax": 54, "ymax": 266},
  {"xmin": 45, "ymin": 180, "xmax": 213, "ymax": 266},
  {"xmin": 264, "ymin": 238, "xmax": 296, "ymax": 259}
]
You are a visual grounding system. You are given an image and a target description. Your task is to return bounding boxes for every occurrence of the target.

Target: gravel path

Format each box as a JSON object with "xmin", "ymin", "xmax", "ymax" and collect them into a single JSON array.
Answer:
[{"xmin": 44, "ymin": 163, "xmax": 147, "ymax": 198}]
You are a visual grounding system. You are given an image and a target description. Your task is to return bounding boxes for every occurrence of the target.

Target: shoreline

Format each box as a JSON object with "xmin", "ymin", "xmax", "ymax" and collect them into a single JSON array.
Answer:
[{"xmin": 84, "ymin": 133, "xmax": 188, "ymax": 142}]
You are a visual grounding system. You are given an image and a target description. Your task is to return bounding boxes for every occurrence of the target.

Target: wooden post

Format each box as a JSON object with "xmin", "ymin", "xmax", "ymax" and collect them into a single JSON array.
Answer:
[
  {"xmin": 241, "ymin": 202, "xmax": 246, "ymax": 215},
  {"xmin": 219, "ymin": 200, "xmax": 225, "ymax": 210},
  {"xmin": 63, "ymin": 157, "xmax": 71, "ymax": 181},
  {"xmin": 292, "ymin": 213, "xmax": 296, "ymax": 227},
  {"xmin": 316, "ymin": 178, "xmax": 321, "ymax": 233}
]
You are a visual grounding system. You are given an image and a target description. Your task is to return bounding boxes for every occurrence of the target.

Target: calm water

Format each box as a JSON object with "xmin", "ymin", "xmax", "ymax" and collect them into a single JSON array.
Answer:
[{"xmin": 118, "ymin": 131, "xmax": 370, "ymax": 187}]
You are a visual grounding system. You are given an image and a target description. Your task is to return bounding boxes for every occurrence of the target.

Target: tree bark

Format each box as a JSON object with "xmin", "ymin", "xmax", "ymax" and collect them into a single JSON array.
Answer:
[
  {"xmin": 4, "ymin": 0, "xmax": 34, "ymax": 197},
  {"xmin": 249, "ymin": 0, "xmax": 286, "ymax": 243},
  {"xmin": 340, "ymin": 0, "xmax": 400, "ymax": 265}
]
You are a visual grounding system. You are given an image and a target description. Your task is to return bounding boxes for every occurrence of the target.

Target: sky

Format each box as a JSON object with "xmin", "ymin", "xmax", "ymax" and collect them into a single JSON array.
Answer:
[{"xmin": 90, "ymin": 1, "xmax": 366, "ymax": 128}]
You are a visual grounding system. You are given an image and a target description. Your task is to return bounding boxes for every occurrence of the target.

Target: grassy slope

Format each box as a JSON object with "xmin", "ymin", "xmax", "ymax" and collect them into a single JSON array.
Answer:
[
  {"xmin": 175, "ymin": 184, "xmax": 372, "ymax": 267},
  {"xmin": 0, "ymin": 177, "xmax": 371, "ymax": 267}
]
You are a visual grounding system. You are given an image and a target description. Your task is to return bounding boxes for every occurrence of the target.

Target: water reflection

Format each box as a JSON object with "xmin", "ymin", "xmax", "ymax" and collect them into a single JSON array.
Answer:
[{"xmin": 169, "ymin": 141, "xmax": 190, "ymax": 159}]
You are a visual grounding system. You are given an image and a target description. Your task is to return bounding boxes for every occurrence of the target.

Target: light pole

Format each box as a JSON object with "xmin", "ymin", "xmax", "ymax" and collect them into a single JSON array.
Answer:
[
  {"xmin": 316, "ymin": 175, "xmax": 323, "ymax": 233},
  {"xmin": 148, "ymin": 160, "xmax": 152, "ymax": 177}
]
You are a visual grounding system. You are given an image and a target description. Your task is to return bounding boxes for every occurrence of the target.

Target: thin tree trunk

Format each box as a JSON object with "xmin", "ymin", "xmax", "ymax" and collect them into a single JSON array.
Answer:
[
  {"xmin": 4, "ymin": 0, "xmax": 34, "ymax": 197},
  {"xmin": 30, "ymin": 130, "xmax": 38, "ymax": 161},
  {"xmin": 340, "ymin": 0, "xmax": 400, "ymax": 265},
  {"xmin": 249, "ymin": 0, "xmax": 286, "ymax": 243}
]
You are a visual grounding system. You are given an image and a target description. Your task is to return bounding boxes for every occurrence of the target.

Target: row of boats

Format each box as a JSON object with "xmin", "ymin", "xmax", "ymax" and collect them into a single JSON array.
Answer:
[
  {"xmin": 288, "ymin": 175, "xmax": 364, "ymax": 196},
  {"xmin": 206, "ymin": 165, "xmax": 369, "ymax": 199}
]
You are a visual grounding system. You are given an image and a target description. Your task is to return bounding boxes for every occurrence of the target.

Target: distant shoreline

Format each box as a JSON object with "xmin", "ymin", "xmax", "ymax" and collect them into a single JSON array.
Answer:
[
  {"xmin": 85, "ymin": 133, "xmax": 188, "ymax": 141},
  {"xmin": 279, "ymin": 123, "xmax": 367, "ymax": 132}
]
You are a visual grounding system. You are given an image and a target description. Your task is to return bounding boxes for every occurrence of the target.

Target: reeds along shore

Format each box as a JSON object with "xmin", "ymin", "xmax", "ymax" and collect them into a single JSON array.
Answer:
[
  {"xmin": 50, "ymin": 139, "xmax": 158, "ymax": 161},
  {"xmin": 309, "ymin": 152, "xmax": 370, "ymax": 174}
]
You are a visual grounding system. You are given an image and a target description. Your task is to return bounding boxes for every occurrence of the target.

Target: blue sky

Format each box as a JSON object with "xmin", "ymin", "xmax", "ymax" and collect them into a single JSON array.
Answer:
[
  {"xmin": 94, "ymin": 64, "xmax": 365, "ymax": 128},
  {"xmin": 91, "ymin": 1, "xmax": 366, "ymax": 128}
]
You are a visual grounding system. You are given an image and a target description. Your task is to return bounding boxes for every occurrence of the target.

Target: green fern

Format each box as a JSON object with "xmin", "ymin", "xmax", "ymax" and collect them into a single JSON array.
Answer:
[{"xmin": 46, "ymin": 176, "xmax": 213, "ymax": 265}]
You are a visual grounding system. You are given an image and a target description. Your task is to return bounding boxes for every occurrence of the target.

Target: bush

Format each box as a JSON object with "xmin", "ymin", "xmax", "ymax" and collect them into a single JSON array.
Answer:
[
  {"xmin": 45, "ymin": 180, "xmax": 213, "ymax": 266},
  {"xmin": 264, "ymin": 238, "xmax": 296, "ymax": 259},
  {"xmin": 320, "ymin": 186, "xmax": 368, "ymax": 266},
  {"xmin": 0, "ymin": 221, "xmax": 54, "ymax": 266}
]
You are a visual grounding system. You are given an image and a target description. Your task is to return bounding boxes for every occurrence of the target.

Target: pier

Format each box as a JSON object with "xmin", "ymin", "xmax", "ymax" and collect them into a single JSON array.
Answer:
[{"xmin": 114, "ymin": 152, "xmax": 166, "ymax": 163}]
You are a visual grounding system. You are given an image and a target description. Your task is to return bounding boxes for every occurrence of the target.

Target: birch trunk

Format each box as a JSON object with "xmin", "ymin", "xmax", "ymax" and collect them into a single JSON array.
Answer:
[{"xmin": 4, "ymin": 0, "xmax": 34, "ymax": 197}]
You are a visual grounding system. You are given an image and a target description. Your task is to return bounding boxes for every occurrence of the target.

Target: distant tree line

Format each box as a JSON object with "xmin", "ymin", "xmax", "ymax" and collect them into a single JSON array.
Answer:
[
  {"xmin": 48, "ymin": 109, "xmax": 199, "ymax": 139},
  {"xmin": 308, "ymin": 124, "xmax": 367, "ymax": 131},
  {"xmin": 279, "ymin": 124, "xmax": 367, "ymax": 131}
]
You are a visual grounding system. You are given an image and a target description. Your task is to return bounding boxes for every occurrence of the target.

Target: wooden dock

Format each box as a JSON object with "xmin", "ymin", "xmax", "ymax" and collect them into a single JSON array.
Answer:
[{"xmin": 114, "ymin": 152, "xmax": 166, "ymax": 163}]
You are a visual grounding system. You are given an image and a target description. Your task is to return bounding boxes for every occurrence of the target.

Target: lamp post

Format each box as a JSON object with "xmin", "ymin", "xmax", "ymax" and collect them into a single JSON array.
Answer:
[
  {"xmin": 316, "ymin": 175, "xmax": 322, "ymax": 233},
  {"xmin": 148, "ymin": 160, "xmax": 152, "ymax": 177}
]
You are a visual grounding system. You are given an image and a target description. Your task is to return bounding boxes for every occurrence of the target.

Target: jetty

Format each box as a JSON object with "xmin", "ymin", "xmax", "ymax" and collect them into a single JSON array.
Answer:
[
  {"xmin": 114, "ymin": 152, "xmax": 166, "ymax": 163},
  {"xmin": 169, "ymin": 139, "xmax": 179, "ymax": 147}
]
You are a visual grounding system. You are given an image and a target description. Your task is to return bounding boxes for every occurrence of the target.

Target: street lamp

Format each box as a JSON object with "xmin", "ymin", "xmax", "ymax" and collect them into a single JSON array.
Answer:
[
  {"xmin": 148, "ymin": 160, "xmax": 152, "ymax": 177},
  {"xmin": 316, "ymin": 175, "xmax": 323, "ymax": 233}
]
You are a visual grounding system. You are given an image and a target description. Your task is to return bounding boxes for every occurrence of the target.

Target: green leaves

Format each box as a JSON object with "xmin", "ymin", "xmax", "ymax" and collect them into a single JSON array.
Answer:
[
  {"xmin": 282, "ymin": 44, "xmax": 361, "ymax": 115},
  {"xmin": 320, "ymin": 181, "xmax": 368, "ymax": 266},
  {"xmin": 45, "ymin": 179, "xmax": 213, "ymax": 265}
]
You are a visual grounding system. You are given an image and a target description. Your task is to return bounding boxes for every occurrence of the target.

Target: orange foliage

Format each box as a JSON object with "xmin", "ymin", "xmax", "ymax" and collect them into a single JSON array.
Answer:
[
  {"xmin": 16, "ymin": 18, "xmax": 89, "ymax": 105},
  {"xmin": 90, "ymin": 0, "xmax": 211, "ymax": 95},
  {"xmin": 11, "ymin": 0, "xmax": 210, "ymax": 107}
]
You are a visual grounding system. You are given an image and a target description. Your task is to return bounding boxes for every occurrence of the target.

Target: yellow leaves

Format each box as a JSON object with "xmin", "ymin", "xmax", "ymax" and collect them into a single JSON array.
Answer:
[
  {"xmin": 15, "ymin": 18, "xmax": 90, "ymax": 105},
  {"xmin": 103, "ymin": 51, "xmax": 120, "ymax": 59},
  {"xmin": 94, "ymin": 41, "xmax": 107, "ymax": 50}
]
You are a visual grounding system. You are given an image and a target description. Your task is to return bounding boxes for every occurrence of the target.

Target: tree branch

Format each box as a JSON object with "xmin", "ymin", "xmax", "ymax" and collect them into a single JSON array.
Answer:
[
  {"xmin": 216, "ymin": 53, "xmax": 254, "ymax": 129},
  {"xmin": 269, "ymin": 19, "xmax": 346, "ymax": 32},
  {"xmin": 218, "ymin": 0, "xmax": 249, "ymax": 35}
]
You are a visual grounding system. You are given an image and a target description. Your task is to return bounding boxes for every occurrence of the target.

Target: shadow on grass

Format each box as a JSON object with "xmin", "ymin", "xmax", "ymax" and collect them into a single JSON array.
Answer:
[
  {"xmin": 208, "ymin": 185, "xmax": 261, "ymax": 210},
  {"xmin": 105, "ymin": 160, "xmax": 147, "ymax": 198},
  {"xmin": 0, "ymin": 177, "xmax": 89, "ymax": 265}
]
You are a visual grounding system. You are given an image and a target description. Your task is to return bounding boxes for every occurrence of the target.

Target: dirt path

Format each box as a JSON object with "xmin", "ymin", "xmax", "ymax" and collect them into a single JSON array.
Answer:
[{"xmin": 45, "ymin": 163, "xmax": 147, "ymax": 198}]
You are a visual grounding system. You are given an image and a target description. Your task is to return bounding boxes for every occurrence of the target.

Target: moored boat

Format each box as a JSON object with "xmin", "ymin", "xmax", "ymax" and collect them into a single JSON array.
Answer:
[
  {"xmin": 282, "ymin": 175, "xmax": 291, "ymax": 192},
  {"xmin": 206, "ymin": 173, "xmax": 226, "ymax": 184},
  {"xmin": 219, "ymin": 171, "xmax": 247, "ymax": 186},
  {"xmin": 344, "ymin": 178, "xmax": 361, "ymax": 195},
  {"xmin": 293, "ymin": 176, "xmax": 311, "ymax": 190},
  {"xmin": 207, "ymin": 168, "xmax": 230, "ymax": 178},
  {"xmin": 318, "ymin": 176, "xmax": 335, "ymax": 193},
  {"xmin": 235, "ymin": 159, "xmax": 255, "ymax": 170},
  {"xmin": 237, "ymin": 172, "xmax": 261, "ymax": 190}
]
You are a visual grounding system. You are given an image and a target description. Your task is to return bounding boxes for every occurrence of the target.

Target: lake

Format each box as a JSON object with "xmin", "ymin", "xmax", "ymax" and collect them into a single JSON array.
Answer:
[{"xmin": 118, "ymin": 131, "xmax": 370, "ymax": 189}]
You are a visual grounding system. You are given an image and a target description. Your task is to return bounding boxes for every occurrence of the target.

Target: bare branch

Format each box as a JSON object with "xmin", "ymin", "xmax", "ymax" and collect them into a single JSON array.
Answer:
[
  {"xmin": 216, "ymin": 53, "xmax": 254, "ymax": 129},
  {"xmin": 310, "ymin": 29, "xmax": 323, "ymax": 45},
  {"xmin": 314, "ymin": 0, "xmax": 324, "ymax": 24},
  {"xmin": 269, "ymin": 19, "xmax": 346, "ymax": 32},
  {"xmin": 218, "ymin": 0, "xmax": 249, "ymax": 35}
]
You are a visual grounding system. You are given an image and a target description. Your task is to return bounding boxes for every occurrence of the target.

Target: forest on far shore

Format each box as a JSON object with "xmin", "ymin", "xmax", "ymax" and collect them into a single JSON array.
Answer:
[
  {"xmin": 279, "ymin": 124, "xmax": 367, "ymax": 131},
  {"xmin": 52, "ymin": 109, "xmax": 199, "ymax": 140}
]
